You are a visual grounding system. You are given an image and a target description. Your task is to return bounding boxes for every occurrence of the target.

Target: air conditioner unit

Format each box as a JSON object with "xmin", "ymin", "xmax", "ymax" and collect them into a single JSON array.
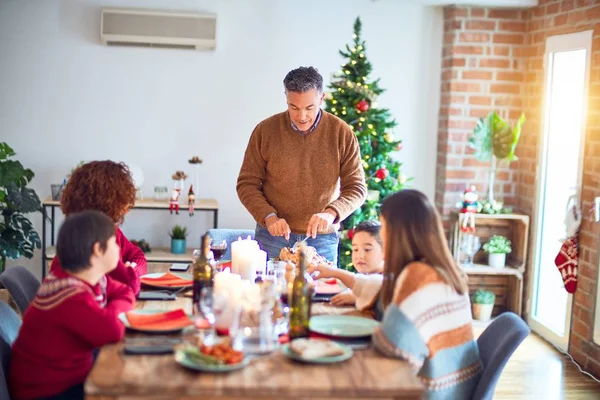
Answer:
[{"xmin": 100, "ymin": 8, "xmax": 217, "ymax": 50}]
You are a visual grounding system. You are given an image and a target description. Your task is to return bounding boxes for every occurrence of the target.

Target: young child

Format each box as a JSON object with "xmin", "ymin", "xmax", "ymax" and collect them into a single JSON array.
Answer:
[
  {"xmin": 308, "ymin": 220, "xmax": 384, "ymax": 307},
  {"xmin": 370, "ymin": 189, "xmax": 481, "ymax": 399},
  {"xmin": 9, "ymin": 210, "xmax": 135, "ymax": 400},
  {"xmin": 50, "ymin": 160, "xmax": 147, "ymax": 295}
]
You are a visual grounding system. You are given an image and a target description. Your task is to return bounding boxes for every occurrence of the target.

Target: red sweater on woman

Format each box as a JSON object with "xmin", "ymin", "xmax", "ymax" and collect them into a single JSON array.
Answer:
[
  {"xmin": 50, "ymin": 227, "xmax": 147, "ymax": 295},
  {"xmin": 8, "ymin": 269, "xmax": 135, "ymax": 400}
]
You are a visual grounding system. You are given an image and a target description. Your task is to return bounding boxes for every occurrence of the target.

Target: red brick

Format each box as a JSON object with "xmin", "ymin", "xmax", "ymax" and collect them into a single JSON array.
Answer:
[
  {"xmin": 495, "ymin": 97, "xmax": 522, "ymax": 108},
  {"xmin": 561, "ymin": 0, "xmax": 575, "ymax": 12},
  {"xmin": 465, "ymin": 20, "xmax": 496, "ymax": 30},
  {"xmin": 499, "ymin": 21, "xmax": 526, "ymax": 32},
  {"xmin": 494, "ymin": 33, "xmax": 525, "ymax": 45},
  {"xmin": 479, "ymin": 58, "xmax": 510, "ymax": 68},
  {"xmin": 546, "ymin": 2, "xmax": 560, "ymax": 14},
  {"xmin": 554, "ymin": 14, "xmax": 569, "ymax": 26},
  {"xmin": 444, "ymin": 20, "xmax": 462, "ymax": 31},
  {"xmin": 471, "ymin": 8, "xmax": 486, "ymax": 18},
  {"xmin": 443, "ymin": 58, "xmax": 466, "ymax": 68},
  {"xmin": 469, "ymin": 96, "xmax": 492, "ymax": 106},
  {"xmin": 448, "ymin": 119, "xmax": 477, "ymax": 130},
  {"xmin": 442, "ymin": 70, "xmax": 458, "ymax": 80},
  {"xmin": 460, "ymin": 32, "xmax": 491, "ymax": 43},
  {"xmin": 469, "ymin": 108, "xmax": 491, "ymax": 118},
  {"xmin": 491, "ymin": 84, "xmax": 521, "ymax": 94},
  {"xmin": 450, "ymin": 95, "xmax": 466, "ymax": 104},
  {"xmin": 450, "ymin": 82, "xmax": 481, "ymax": 92},
  {"xmin": 488, "ymin": 9, "xmax": 522, "ymax": 19},
  {"xmin": 444, "ymin": 33, "xmax": 456, "ymax": 45},
  {"xmin": 586, "ymin": 5, "xmax": 600, "ymax": 20},
  {"xmin": 447, "ymin": 170, "xmax": 477, "ymax": 179},
  {"xmin": 451, "ymin": 45, "xmax": 485, "ymax": 55},
  {"xmin": 494, "ymin": 47, "xmax": 510, "ymax": 56},
  {"xmin": 496, "ymin": 71, "xmax": 524, "ymax": 81},
  {"xmin": 462, "ymin": 70, "xmax": 493, "ymax": 80},
  {"xmin": 462, "ymin": 158, "xmax": 487, "ymax": 167},
  {"xmin": 572, "ymin": 319, "xmax": 591, "ymax": 339},
  {"xmin": 445, "ymin": 7, "xmax": 468, "ymax": 19},
  {"xmin": 449, "ymin": 132, "xmax": 469, "ymax": 141}
]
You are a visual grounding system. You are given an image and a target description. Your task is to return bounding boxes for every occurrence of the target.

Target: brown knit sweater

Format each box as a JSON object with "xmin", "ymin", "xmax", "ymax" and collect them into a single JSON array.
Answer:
[{"xmin": 237, "ymin": 111, "xmax": 367, "ymax": 234}]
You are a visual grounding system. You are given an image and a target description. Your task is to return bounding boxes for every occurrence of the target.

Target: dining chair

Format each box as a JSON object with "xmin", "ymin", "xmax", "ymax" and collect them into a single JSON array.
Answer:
[
  {"xmin": 0, "ymin": 266, "xmax": 40, "ymax": 315},
  {"xmin": 0, "ymin": 301, "xmax": 22, "ymax": 400}
]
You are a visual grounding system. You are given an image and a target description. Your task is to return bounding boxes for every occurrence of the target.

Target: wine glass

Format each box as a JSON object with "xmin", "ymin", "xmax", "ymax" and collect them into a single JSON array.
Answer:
[
  {"xmin": 460, "ymin": 234, "xmax": 481, "ymax": 268},
  {"xmin": 196, "ymin": 286, "xmax": 226, "ymax": 344},
  {"xmin": 210, "ymin": 240, "xmax": 227, "ymax": 270}
]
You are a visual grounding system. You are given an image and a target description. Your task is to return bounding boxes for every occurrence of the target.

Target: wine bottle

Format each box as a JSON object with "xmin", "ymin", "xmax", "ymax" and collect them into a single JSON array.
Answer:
[
  {"xmin": 288, "ymin": 243, "xmax": 312, "ymax": 339},
  {"xmin": 192, "ymin": 232, "xmax": 215, "ymax": 315}
]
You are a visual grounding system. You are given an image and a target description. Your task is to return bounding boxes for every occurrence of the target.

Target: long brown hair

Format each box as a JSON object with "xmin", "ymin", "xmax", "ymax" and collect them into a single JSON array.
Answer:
[{"xmin": 379, "ymin": 189, "xmax": 468, "ymax": 307}]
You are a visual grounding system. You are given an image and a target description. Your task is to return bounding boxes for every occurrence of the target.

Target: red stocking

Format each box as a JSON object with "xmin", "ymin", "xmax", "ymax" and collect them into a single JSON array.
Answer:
[{"xmin": 554, "ymin": 235, "xmax": 578, "ymax": 294}]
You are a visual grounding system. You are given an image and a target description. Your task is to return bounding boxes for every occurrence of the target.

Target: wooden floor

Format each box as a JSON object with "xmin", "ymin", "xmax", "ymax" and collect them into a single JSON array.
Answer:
[{"xmin": 473, "ymin": 325, "xmax": 600, "ymax": 399}]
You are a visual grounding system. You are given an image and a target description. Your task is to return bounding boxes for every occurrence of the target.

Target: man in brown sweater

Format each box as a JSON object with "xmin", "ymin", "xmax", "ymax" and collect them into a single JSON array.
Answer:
[{"xmin": 236, "ymin": 66, "xmax": 367, "ymax": 264}]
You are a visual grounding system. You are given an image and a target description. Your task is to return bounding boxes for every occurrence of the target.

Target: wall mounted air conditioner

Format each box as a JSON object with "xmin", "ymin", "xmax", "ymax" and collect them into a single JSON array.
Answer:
[{"xmin": 100, "ymin": 8, "xmax": 217, "ymax": 50}]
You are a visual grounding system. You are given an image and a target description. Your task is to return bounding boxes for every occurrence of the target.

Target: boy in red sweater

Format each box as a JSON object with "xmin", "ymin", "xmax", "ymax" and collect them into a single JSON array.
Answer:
[
  {"xmin": 49, "ymin": 160, "xmax": 147, "ymax": 295},
  {"xmin": 9, "ymin": 210, "xmax": 135, "ymax": 400}
]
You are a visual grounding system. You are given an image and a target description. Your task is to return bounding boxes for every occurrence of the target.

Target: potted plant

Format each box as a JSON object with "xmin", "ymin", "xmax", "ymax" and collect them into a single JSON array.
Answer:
[
  {"xmin": 472, "ymin": 289, "xmax": 495, "ymax": 321},
  {"xmin": 483, "ymin": 235, "xmax": 512, "ymax": 268},
  {"xmin": 0, "ymin": 142, "xmax": 43, "ymax": 273},
  {"xmin": 169, "ymin": 225, "xmax": 188, "ymax": 254}
]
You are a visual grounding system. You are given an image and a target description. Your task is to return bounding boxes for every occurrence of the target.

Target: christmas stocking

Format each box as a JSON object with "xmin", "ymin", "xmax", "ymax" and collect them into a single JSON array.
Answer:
[{"xmin": 554, "ymin": 235, "xmax": 578, "ymax": 294}]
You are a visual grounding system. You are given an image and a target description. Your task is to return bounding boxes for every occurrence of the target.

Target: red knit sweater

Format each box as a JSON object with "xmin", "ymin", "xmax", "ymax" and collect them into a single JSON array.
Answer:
[
  {"xmin": 50, "ymin": 227, "xmax": 147, "ymax": 295},
  {"xmin": 8, "ymin": 269, "xmax": 134, "ymax": 400}
]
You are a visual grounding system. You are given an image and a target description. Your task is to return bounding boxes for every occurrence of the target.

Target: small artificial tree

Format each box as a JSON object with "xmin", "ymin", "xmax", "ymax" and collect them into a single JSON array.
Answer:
[{"xmin": 324, "ymin": 17, "xmax": 408, "ymax": 270}]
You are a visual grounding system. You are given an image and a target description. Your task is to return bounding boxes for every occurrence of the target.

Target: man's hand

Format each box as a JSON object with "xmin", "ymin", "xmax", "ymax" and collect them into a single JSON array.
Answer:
[
  {"xmin": 306, "ymin": 209, "xmax": 336, "ymax": 238},
  {"xmin": 265, "ymin": 215, "xmax": 291, "ymax": 240}
]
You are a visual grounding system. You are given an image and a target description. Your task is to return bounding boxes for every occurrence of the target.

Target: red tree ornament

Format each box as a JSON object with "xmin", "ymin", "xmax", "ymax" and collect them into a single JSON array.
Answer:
[
  {"xmin": 375, "ymin": 167, "xmax": 389, "ymax": 180},
  {"xmin": 356, "ymin": 100, "xmax": 369, "ymax": 112},
  {"xmin": 348, "ymin": 228, "xmax": 355, "ymax": 240}
]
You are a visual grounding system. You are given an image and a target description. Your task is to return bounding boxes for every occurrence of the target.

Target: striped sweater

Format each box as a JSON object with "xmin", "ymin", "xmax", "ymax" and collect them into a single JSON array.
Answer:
[{"xmin": 371, "ymin": 262, "xmax": 482, "ymax": 399}]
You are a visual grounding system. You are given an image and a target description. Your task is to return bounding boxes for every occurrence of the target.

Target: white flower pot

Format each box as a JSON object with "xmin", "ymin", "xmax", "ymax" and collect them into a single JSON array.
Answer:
[
  {"xmin": 472, "ymin": 303, "xmax": 494, "ymax": 321},
  {"xmin": 488, "ymin": 253, "xmax": 506, "ymax": 269}
]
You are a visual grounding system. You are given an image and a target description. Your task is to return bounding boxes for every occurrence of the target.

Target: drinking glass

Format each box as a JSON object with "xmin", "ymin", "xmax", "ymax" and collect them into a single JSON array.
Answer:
[
  {"xmin": 196, "ymin": 286, "xmax": 227, "ymax": 345},
  {"xmin": 460, "ymin": 234, "xmax": 481, "ymax": 268},
  {"xmin": 210, "ymin": 240, "xmax": 227, "ymax": 270}
]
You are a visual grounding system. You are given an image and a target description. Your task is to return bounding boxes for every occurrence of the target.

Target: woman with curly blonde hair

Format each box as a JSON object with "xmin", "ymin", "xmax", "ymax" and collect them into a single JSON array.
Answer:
[{"xmin": 49, "ymin": 160, "xmax": 147, "ymax": 295}]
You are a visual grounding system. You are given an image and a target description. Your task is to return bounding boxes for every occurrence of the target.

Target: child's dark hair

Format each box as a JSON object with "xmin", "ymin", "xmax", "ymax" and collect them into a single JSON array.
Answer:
[
  {"xmin": 354, "ymin": 220, "xmax": 382, "ymax": 246},
  {"xmin": 56, "ymin": 210, "xmax": 116, "ymax": 273}
]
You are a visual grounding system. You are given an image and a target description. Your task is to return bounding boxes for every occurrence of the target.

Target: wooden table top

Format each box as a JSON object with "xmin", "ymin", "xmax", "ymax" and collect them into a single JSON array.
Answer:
[{"xmin": 85, "ymin": 264, "xmax": 424, "ymax": 400}]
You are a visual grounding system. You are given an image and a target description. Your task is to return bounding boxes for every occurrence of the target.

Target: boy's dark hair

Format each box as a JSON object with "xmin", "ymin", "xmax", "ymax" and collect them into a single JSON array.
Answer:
[
  {"xmin": 354, "ymin": 220, "xmax": 382, "ymax": 246},
  {"xmin": 56, "ymin": 210, "xmax": 116, "ymax": 273}
]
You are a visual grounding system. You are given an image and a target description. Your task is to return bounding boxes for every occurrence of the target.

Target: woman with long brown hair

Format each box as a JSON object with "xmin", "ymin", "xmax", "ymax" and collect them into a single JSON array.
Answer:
[{"xmin": 370, "ymin": 189, "xmax": 481, "ymax": 399}]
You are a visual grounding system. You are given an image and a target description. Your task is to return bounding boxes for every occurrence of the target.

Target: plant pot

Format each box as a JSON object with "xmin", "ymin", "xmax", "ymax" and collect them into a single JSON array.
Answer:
[
  {"xmin": 472, "ymin": 303, "xmax": 494, "ymax": 321},
  {"xmin": 488, "ymin": 253, "xmax": 506, "ymax": 269},
  {"xmin": 171, "ymin": 239, "xmax": 186, "ymax": 254}
]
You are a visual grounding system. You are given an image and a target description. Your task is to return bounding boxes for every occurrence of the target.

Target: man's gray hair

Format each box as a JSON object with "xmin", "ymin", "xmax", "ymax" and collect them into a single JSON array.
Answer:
[{"xmin": 283, "ymin": 66, "xmax": 323, "ymax": 93}]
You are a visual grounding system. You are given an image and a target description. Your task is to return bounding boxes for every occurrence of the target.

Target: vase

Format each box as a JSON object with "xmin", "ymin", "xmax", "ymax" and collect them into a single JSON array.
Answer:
[
  {"xmin": 472, "ymin": 303, "xmax": 494, "ymax": 321},
  {"xmin": 171, "ymin": 239, "xmax": 186, "ymax": 254},
  {"xmin": 488, "ymin": 253, "xmax": 506, "ymax": 269}
]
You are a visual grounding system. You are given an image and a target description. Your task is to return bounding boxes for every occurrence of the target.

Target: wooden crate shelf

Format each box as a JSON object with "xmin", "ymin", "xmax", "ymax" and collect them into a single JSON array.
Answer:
[{"xmin": 449, "ymin": 212, "xmax": 530, "ymax": 317}]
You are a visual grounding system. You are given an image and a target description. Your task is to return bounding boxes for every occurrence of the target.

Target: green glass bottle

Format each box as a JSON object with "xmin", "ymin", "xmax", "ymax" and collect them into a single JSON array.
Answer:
[
  {"xmin": 192, "ymin": 232, "xmax": 215, "ymax": 316},
  {"xmin": 288, "ymin": 244, "xmax": 312, "ymax": 339}
]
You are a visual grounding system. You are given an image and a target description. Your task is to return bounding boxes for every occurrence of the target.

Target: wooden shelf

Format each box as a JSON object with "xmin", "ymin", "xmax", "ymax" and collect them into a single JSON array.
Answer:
[
  {"xmin": 45, "ymin": 246, "xmax": 195, "ymax": 263},
  {"xmin": 43, "ymin": 197, "xmax": 218, "ymax": 210},
  {"xmin": 462, "ymin": 264, "xmax": 523, "ymax": 277}
]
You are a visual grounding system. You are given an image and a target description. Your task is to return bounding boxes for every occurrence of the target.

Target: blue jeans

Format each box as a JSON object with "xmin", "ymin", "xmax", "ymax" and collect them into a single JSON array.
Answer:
[{"xmin": 255, "ymin": 224, "xmax": 339, "ymax": 266}]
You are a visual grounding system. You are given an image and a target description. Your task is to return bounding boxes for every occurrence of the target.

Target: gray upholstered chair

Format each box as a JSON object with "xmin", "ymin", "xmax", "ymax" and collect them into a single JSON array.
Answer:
[
  {"xmin": 0, "ymin": 266, "xmax": 41, "ymax": 315},
  {"xmin": 472, "ymin": 312, "xmax": 530, "ymax": 400},
  {"xmin": 0, "ymin": 301, "xmax": 22, "ymax": 400},
  {"xmin": 207, "ymin": 229, "xmax": 255, "ymax": 260}
]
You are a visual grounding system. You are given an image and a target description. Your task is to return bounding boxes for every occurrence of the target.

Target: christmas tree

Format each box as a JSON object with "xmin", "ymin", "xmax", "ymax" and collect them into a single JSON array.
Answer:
[{"xmin": 325, "ymin": 17, "xmax": 408, "ymax": 270}]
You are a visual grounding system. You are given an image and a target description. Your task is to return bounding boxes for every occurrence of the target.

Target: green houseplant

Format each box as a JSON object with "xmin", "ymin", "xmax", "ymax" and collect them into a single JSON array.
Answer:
[
  {"xmin": 472, "ymin": 289, "xmax": 495, "ymax": 321},
  {"xmin": 468, "ymin": 111, "xmax": 525, "ymax": 209},
  {"xmin": 483, "ymin": 235, "xmax": 512, "ymax": 269},
  {"xmin": 169, "ymin": 225, "xmax": 188, "ymax": 254},
  {"xmin": 0, "ymin": 142, "xmax": 43, "ymax": 273}
]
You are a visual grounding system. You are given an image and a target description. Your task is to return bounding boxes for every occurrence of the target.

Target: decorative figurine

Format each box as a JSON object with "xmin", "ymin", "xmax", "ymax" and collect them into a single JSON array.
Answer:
[
  {"xmin": 461, "ymin": 185, "xmax": 479, "ymax": 213},
  {"xmin": 188, "ymin": 185, "xmax": 195, "ymax": 216},
  {"xmin": 169, "ymin": 188, "xmax": 181, "ymax": 215}
]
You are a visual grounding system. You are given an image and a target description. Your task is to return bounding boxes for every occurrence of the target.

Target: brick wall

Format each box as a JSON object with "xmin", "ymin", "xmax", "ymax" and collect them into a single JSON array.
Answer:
[
  {"xmin": 436, "ymin": 6, "xmax": 527, "ymax": 231},
  {"xmin": 437, "ymin": 0, "xmax": 600, "ymax": 380},
  {"xmin": 520, "ymin": 0, "xmax": 600, "ymax": 379}
]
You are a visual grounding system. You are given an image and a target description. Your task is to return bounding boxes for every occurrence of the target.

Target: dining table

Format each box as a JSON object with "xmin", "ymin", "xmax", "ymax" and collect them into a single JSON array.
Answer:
[{"xmin": 85, "ymin": 263, "xmax": 425, "ymax": 400}]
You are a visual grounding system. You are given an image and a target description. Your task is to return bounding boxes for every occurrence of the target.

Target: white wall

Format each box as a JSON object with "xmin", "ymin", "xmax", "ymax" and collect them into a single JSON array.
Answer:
[{"xmin": 0, "ymin": 0, "xmax": 442, "ymax": 277}]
